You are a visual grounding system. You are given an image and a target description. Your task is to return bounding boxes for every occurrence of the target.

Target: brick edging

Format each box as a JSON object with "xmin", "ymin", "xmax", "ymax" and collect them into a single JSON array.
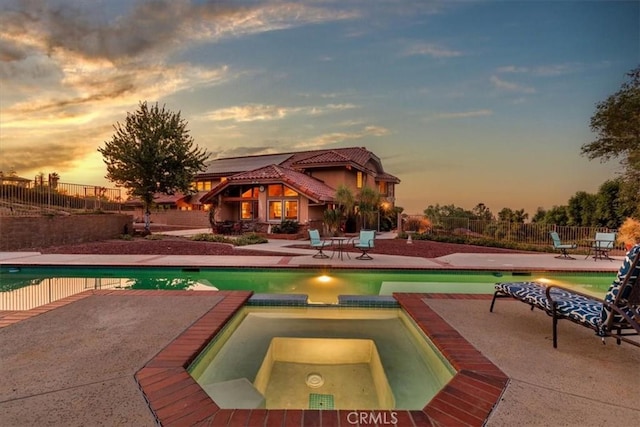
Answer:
[{"xmin": 135, "ymin": 292, "xmax": 508, "ymax": 426}]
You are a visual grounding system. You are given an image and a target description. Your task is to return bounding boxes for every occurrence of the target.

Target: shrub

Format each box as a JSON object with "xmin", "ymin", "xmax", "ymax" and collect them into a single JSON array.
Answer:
[
  {"xmin": 190, "ymin": 233, "xmax": 232, "ymax": 244},
  {"xmin": 271, "ymin": 220, "xmax": 300, "ymax": 234},
  {"xmin": 617, "ymin": 217, "xmax": 640, "ymax": 248},
  {"xmin": 403, "ymin": 217, "xmax": 431, "ymax": 232},
  {"xmin": 235, "ymin": 233, "xmax": 268, "ymax": 246},
  {"xmin": 395, "ymin": 232, "xmax": 548, "ymax": 253},
  {"xmin": 145, "ymin": 234, "xmax": 164, "ymax": 240}
]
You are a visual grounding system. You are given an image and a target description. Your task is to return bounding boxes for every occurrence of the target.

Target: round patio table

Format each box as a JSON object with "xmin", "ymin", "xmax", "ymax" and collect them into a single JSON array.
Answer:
[{"xmin": 328, "ymin": 237, "xmax": 351, "ymax": 261}]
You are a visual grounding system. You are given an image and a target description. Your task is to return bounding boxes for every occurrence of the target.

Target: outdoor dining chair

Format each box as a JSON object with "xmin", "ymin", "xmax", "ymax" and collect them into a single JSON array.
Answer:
[
  {"xmin": 586, "ymin": 232, "xmax": 616, "ymax": 261},
  {"xmin": 549, "ymin": 231, "xmax": 577, "ymax": 259},
  {"xmin": 353, "ymin": 229, "xmax": 376, "ymax": 260},
  {"xmin": 308, "ymin": 229, "xmax": 332, "ymax": 259}
]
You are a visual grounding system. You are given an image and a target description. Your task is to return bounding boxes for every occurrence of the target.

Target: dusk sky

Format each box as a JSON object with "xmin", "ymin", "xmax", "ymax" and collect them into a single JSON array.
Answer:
[{"xmin": 0, "ymin": 0, "xmax": 638, "ymax": 215}]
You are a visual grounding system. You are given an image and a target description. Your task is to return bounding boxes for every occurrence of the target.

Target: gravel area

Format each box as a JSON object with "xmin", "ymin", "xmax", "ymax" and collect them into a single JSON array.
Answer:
[{"xmin": 37, "ymin": 234, "xmax": 530, "ymax": 258}]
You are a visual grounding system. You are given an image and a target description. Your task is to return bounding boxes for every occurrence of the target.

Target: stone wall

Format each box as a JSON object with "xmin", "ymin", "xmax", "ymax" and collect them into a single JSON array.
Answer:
[{"xmin": 0, "ymin": 214, "xmax": 134, "ymax": 251}]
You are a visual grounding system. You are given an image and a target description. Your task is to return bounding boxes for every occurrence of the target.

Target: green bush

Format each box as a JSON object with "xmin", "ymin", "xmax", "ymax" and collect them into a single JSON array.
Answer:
[
  {"xmin": 190, "ymin": 232, "xmax": 267, "ymax": 246},
  {"xmin": 119, "ymin": 234, "xmax": 133, "ymax": 241},
  {"xmin": 271, "ymin": 220, "xmax": 300, "ymax": 234},
  {"xmin": 190, "ymin": 233, "xmax": 232, "ymax": 243},
  {"xmin": 234, "ymin": 233, "xmax": 268, "ymax": 246},
  {"xmin": 396, "ymin": 232, "xmax": 549, "ymax": 253}
]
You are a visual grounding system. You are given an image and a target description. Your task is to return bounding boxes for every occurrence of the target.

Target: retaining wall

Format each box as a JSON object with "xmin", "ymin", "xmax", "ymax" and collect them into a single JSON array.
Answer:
[{"xmin": 0, "ymin": 214, "xmax": 134, "ymax": 251}]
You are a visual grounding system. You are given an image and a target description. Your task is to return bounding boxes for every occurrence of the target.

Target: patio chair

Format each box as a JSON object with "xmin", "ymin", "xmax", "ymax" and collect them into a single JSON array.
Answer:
[
  {"xmin": 308, "ymin": 229, "xmax": 331, "ymax": 259},
  {"xmin": 549, "ymin": 231, "xmax": 577, "ymax": 259},
  {"xmin": 490, "ymin": 244, "xmax": 640, "ymax": 348},
  {"xmin": 586, "ymin": 232, "xmax": 616, "ymax": 261},
  {"xmin": 353, "ymin": 229, "xmax": 375, "ymax": 260}
]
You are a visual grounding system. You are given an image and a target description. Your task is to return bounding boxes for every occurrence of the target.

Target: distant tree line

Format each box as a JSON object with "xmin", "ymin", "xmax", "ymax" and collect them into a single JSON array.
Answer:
[
  {"xmin": 423, "ymin": 203, "xmax": 529, "ymax": 224},
  {"xmin": 532, "ymin": 178, "xmax": 636, "ymax": 228}
]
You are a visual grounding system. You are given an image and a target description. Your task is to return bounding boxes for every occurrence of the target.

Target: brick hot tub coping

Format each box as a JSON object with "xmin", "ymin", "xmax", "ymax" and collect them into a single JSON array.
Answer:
[{"xmin": 134, "ymin": 292, "xmax": 508, "ymax": 426}]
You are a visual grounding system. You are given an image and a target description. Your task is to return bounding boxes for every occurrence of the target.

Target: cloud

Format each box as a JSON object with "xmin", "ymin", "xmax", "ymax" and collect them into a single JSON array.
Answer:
[
  {"xmin": 497, "ymin": 62, "xmax": 585, "ymax": 77},
  {"xmin": 0, "ymin": 1, "xmax": 356, "ymax": 65},
  {"xmin": 402, "ymin": 42, "xmax": 462, "ymax": 58},
  {"xmin": 212, "ymin": 145, "xmax": 282, "ymax": 159},
  {"xmin": 431, "ymin": 109, "xmax": 493, "ymax": 120},
  {"xmin": 0, "ymin": 125, "xmax": 111, "ymax": 174},
  {"xmin": 490, "ymin": 75, "xmax": 535, "ymax": 94},
  {"xmin": 294, "ymin": 125, "xmax": 389, "ymax": 149},
  {"xmin": 203, "ymin": 103, "xmax": 357, "ymax": 122}
]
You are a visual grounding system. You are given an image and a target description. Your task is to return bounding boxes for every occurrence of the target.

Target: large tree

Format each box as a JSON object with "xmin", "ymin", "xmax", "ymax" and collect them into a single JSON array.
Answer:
[
  {"xmin": 99, "ymin": 102, "xmax": 210, "ymax": 232},
  {"xmin": 582, "ymin": 66, "xmax": 640, "ymax": 217},
  {"xmin": 567, "ymin": 191, "xmax": 597, "ymax": 226}
]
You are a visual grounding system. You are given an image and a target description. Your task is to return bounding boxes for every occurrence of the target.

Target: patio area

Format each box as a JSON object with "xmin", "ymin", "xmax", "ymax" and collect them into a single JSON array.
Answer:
[{"xmin": 0, "ymin": 240, "xmax": 638, "ymax": 426}]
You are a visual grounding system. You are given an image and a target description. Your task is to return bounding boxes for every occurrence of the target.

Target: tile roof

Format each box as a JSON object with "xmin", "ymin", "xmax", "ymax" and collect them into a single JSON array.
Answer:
[
  {"xmin": 201, "ymin": 165, "xmax": 336, "ymax": 203},
  {"xmin": 283, "ymin": 147, "xmax": 373, "ymax": 169},
  {"xmin": 201, "ymin": 146, "xmax": 382, "ymax": 175},
  {"xmin": 376, "ymin": 171, "xmax": 401, "ymax": 183}
]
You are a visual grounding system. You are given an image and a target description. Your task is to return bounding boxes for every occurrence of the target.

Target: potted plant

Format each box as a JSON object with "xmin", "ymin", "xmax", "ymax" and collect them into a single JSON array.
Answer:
[{"xmin": 617, "ymin": 217, "xmax": 640, "ymax": 250}]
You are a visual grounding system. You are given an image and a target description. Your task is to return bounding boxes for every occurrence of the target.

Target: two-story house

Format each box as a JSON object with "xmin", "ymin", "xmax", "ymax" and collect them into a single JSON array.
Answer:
[{"xmin": 197, "ymin": 146, "xmax": 400, "ymax": 229}]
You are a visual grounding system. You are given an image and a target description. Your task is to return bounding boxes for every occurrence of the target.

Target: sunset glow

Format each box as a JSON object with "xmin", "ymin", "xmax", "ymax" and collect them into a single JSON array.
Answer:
[{"xmin": 1, "ymin": 0, "xmax": 637, "ymax": 214}]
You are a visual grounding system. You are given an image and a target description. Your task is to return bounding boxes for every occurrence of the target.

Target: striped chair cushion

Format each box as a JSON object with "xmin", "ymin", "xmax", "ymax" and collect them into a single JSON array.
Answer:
[
  {"xmin": 600, "ymin": 244, "xmax": 640, "ymax": 333},
  {"xmin": 494, "ymin": 281, "xmax": 577, "ymax": 311}
]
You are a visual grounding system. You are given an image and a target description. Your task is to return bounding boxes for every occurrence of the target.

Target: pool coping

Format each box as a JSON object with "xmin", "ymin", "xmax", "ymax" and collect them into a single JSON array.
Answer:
[{"xmin": 131, "ymin": 291, "xmax": 508, "ymax": 426}]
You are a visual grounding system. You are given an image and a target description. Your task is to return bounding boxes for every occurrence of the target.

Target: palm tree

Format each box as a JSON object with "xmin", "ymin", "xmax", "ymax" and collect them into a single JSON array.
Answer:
[
  {"xmin": 358, "ymin": 186, "xmax": 381, "ymax": 230},
  {"xmin": 334, "ymin": 184, "xmax": 356, "ymax": 232},
  {"xmin": 49, "ymin": 172, "xmax": 60, "ymax": 189}
]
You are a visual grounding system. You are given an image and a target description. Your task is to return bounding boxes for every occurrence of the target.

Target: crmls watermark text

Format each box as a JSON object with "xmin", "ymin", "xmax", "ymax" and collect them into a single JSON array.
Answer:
[{"xmin": 347, "ymin": 411, "xmax": 399, "ymax": 425}]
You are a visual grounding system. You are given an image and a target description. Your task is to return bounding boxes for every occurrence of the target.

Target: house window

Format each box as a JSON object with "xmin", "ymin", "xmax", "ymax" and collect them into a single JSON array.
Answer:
[
  {"xmin": 356, "ymin": 171, "xmax": 363, "ymax": 188},
  {"xmin": 268, "ymin": 184, "xmax": 283, "ymax": 197},
  {"xmin": 378, "ymin": 181, "xmax": 387, "ymax": 195},
  {"xmin": 285, "ymin": 200, "xmax": 298, "ymax": 219},
  {"xmin": 241, "ymin": 201, "xmax": 257, "ymax": 219},
  {"xmin": 191, "ymin": 181, "xmax": 210, "ymax": 191},
  {"xmin": 268, "ymin": 185, "xmax": 299, "ymax": 221},
  {"xmin": 268, "ymin": 200, "xmax": 298, "ymax": 220},
  {"xmin": 284, "ymin": 187, "xmax": 298, "ymax": 197},
  {"xmin": 268, "ymin": 201, "xmax": 282, "ymax": 220},
  {"xmin": 242, "ymin": 187, "xmax": 259, "ymax": 198}
]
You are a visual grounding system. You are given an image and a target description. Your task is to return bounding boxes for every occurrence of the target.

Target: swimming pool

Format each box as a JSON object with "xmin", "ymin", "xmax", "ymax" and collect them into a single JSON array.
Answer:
[{"xmin": 0, "ymin": 266, "xmax": 614, "ymax": 310}]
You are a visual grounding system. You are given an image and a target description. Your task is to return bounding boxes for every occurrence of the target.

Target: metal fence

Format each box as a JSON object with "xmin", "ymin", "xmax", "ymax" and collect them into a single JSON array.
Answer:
[
  {"xmin": 402, "ymin": 215, "xmax": 620, "ymax": 250},
  {"xmin": 0, "ymin": 276, "xmax": 124, "ymax": 310},
  {"xmin": 0, "ymin": 180, "xmax": 123, "ymax": 216}
]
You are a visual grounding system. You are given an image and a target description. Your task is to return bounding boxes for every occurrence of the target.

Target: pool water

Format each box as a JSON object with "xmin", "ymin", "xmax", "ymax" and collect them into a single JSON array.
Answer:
[{"xmin": 1, "ymin": 266, "xmax": 614, "ymax": 309}]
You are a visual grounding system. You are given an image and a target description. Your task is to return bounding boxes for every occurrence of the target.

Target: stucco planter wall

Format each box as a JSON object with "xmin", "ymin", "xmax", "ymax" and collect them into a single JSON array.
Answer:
[{"xmin": 0, "ymin": 214, "xmax": 133, "ymax": 251}]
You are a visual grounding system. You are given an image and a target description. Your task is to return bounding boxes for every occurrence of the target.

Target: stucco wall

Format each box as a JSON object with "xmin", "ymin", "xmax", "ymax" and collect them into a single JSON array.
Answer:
[
  {"xmin": 131, "ymin": 209, "xmax": 211, "ymax": 227},
  {"xmin": 0, "ymin": 214, "xmax": 133, "ymax": 251}
]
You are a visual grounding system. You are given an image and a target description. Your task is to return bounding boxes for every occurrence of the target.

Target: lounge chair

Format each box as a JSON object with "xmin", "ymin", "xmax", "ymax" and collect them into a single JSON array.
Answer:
[
  {"xmin": 490, "ymin": 244, "xmax": 640, "ymax": 348},
  {"xmin": 308, "ymin": 229, "xmax": 331, "ymax": 259},
  {"xmin": 353, "ymin": 229, "xmax": 375, "ymax": 260},
  {"xmin": 586, "ymin": 232, "xmax": 616, "ymax": 261},
  {"xmin": 549, "ymin": 231, "xmax": 577, "ymax": 259}
]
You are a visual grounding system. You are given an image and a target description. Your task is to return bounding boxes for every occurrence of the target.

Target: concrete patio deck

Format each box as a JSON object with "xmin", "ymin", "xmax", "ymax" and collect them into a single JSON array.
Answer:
[{"xmin": 0, "ymin": 236, "xmax": 637, "ymax": 426}]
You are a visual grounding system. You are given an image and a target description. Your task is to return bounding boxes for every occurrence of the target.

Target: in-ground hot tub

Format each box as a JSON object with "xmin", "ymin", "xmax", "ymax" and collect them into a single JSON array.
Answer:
[
  {"xmin": 188, "ymin": 306, "xmax": 455, "ymax": 410},
  {"xmin": 253, "ymin": 337, "xmax": 395, "ymax": 409}
]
